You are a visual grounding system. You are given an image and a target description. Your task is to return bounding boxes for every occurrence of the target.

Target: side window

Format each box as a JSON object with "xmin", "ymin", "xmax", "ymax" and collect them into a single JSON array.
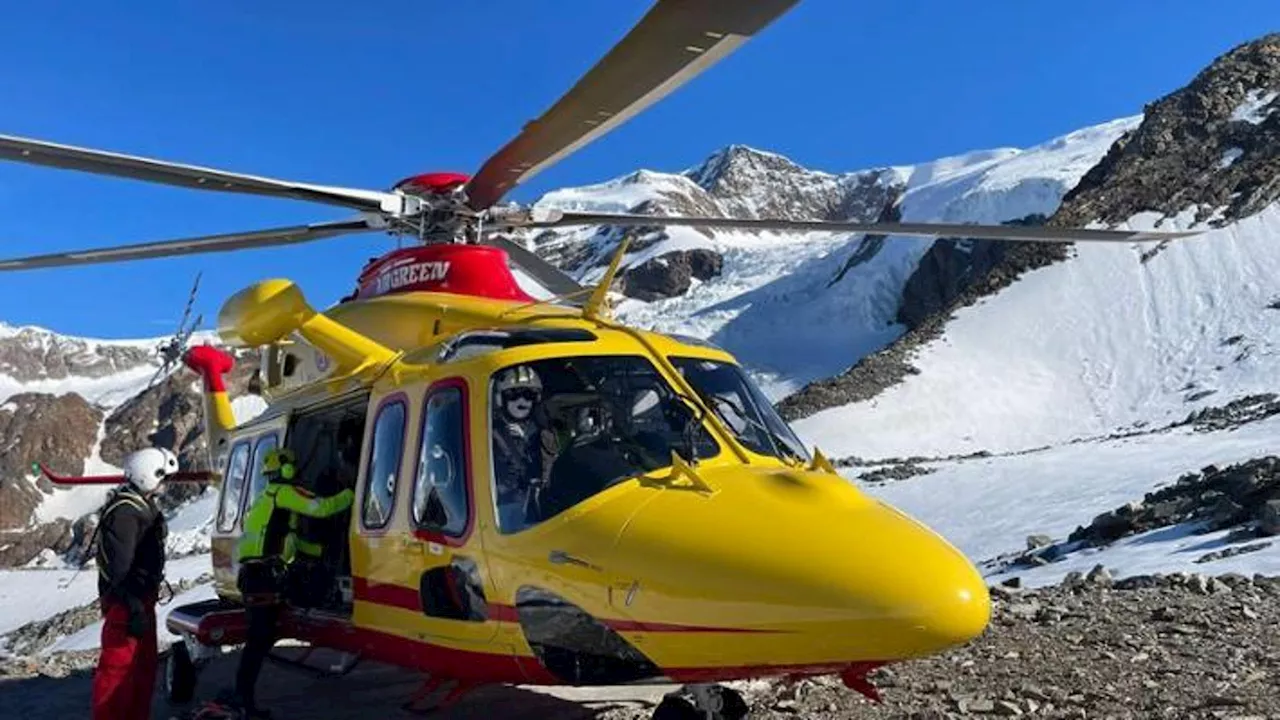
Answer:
[
  {"xmin": 412, "ymin": 385, "xmax": 468, "ymax": 538},
  {"xmin": 362, "ymin": 398, "xmax": 406, "ymax": 530},
  {"xmin": 243, "ymin": 434, "xmax": 279, "ymax": 512},
  {"xmin": 216, "ymin": 442, "xmax": 251, "ymax": 533}
]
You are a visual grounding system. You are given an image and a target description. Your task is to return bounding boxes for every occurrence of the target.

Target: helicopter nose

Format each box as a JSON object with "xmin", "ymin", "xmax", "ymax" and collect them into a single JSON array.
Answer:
[
  {"xmin": 869, "ymin": 502, "xmax": 991, "ymax": 654},
  {"xmin": 776, "ymin": 493, "xmax": 992, "ymax": 658},
  {"xmin": 610, "ymin": 467, "xmax": 990, "ymax": 666}
]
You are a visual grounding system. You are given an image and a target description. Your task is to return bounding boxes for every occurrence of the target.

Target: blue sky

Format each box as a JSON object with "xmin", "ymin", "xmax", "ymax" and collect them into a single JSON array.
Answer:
[{"xmin": 0, "ymin": 1, "xmax": 1272, "ymax": 338}]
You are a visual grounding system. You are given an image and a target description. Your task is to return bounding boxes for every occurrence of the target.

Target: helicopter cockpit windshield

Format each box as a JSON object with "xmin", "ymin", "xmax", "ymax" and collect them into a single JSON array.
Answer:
[
  {"xmin": 669, "ymin": 356, "xmax": 811, "ymax": 464},
  {"xmin": 490, "ymin": 354, "xmax": 720, "ymax": 534}
]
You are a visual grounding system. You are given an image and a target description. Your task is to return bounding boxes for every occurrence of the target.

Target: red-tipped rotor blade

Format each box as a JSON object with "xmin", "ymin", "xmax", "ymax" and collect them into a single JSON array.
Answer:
[{"xmin": 464, "ymin": 0, "xmax": 800, "ymax": 210}]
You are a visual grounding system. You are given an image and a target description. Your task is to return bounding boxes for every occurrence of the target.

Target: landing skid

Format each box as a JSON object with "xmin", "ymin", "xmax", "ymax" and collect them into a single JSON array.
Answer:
[{"xmin": 653, "ymin": 684, "xmax": 749, "ymax": 720}]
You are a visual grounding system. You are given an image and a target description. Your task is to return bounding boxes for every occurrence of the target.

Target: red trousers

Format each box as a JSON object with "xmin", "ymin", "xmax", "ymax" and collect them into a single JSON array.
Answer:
[{"xmin": 92, "ymin": 597, "xmax": 158, "ymax": 720}]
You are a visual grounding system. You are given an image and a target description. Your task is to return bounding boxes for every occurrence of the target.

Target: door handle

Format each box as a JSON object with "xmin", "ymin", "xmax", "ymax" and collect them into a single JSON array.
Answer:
[{"xmin": 548, "ymin": 550, "xmax": 601, "ymax": 572}]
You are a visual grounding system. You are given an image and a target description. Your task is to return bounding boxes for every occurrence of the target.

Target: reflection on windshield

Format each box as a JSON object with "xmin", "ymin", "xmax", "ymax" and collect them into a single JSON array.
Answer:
[
  {"xmin": 490, "ymin": 355, "xmax": 720, "ymax": 534},
  {"xmin": 669, "ymin": 357, "xmax": 810, "ymax": 463}
]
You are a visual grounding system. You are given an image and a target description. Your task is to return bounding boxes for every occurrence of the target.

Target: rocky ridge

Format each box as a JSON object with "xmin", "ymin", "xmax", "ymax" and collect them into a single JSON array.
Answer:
[
  {"xmin": 0, "ymin": 393, "xmax": 103, "ymax": 531},
  {"xmin": 777, "ymin": 33, "xmax": 1280, "ymax": 423},
  {"xmin": 0, "ymin": 326, "xmax": 152, "ymax": 383},
  {"xmin": 984, "ymin": 456, "xmax": 1280, "ymax": 577}
]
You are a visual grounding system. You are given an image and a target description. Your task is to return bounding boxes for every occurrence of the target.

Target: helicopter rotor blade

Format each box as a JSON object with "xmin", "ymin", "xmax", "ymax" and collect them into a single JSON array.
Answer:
[
  {"xmin": 0, "ymin": 134, "xmax": 402, "ymax": 213},
  {"xmin": 0, "ymin": 218, "xmax": 377, "ymax": 272},
  {"xmin": 480, "ymin": 235, "xmax": 587, "ymax": 301},
  {"xmin": 524, "ymin": 211, "xmax": 1205, "ymax": 244},
  {"xmin": 463, "ymin": 0, "xmax": 800, "ymax": 211}
]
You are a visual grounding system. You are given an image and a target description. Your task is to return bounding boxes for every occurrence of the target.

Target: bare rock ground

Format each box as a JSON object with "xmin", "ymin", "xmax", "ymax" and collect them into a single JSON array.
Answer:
[{"xmin": 2, "ymin": 571, "xmax": 1279, "ymax": 719}]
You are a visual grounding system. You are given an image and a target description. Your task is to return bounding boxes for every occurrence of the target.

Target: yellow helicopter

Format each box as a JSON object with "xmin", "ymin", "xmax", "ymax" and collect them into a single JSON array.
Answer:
[{"xmin": 8, "ymin": 1, "xmax": 1198, "ymax": 717}]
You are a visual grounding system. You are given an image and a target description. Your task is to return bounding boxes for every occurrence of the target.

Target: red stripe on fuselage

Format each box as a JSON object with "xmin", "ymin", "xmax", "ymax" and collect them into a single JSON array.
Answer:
[
  {"xmin": 351, "ymin": 576, "xmax": 780, "ymax": 634},
  {"xmin": 185, "ymin": 594, "xmax": 858, "ymax": 690},
  {"xmin": 352, "ymin": 576, "xmax": 422, "ymax": 613}
]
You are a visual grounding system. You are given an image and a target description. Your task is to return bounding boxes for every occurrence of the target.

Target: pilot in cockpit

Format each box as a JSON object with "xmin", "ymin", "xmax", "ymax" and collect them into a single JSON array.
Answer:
[{"xmin": 491, "ymin": 365, "xmax": 545, "ymax": 530}]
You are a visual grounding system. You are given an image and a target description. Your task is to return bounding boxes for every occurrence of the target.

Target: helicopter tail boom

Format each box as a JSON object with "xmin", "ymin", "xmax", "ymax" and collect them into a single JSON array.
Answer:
[
  {"xmin": 183, "ymin": 344, "xmax": 239, "ymax": 467},
  {"xmin": 38, "ymin": 462, "xmax": 213, "ymax": 486}
]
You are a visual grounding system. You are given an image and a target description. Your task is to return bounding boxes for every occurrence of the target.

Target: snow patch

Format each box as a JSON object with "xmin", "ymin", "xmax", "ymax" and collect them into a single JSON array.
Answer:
[
  {"xmin": 1231, "ymin": 89, "xmax": 1278, "ymax": 125},
  {"xmin": 0, "ymin": 363, "xmax": 160, "ymax": 407},
  {"xmin": 165, "ymin": 490, "xmax": 218, "ymax": 557},
  {"xmin": 0, "ymin": 554, "xmax": 210, "ymax": 640},
  {"xmin": 34, "ymin": 423, "xmax": 119, "ymax": 524},
  {"xmin": 231, "ymin": 395, "xmax": 269, "ymax": 425},
  {"xmin": 46, "ymin": 579, "xmax": 219, "ymax": 653}
]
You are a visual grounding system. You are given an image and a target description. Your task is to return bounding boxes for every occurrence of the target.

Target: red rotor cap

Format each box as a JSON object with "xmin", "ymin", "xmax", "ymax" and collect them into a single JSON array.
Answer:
[{"xmin": 392, "ymin": 172, "xmax": 470, "ymax": 195}]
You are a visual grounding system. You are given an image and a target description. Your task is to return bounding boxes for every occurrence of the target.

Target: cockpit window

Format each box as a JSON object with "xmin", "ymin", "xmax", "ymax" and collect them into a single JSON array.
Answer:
[
  {"xmin": 669, "ymin": 357, "xmax": 811, "ymax": 463},
  {"xmin": 490, "ymin": 354, "xmax": 720, "ymax": 534}
]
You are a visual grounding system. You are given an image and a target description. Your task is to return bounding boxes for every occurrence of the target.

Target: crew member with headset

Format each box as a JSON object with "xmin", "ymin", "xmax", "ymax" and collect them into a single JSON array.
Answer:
[
  {"xmin": 223, "ymin": 446, "xmax": 354, "ymax": 718},
  {"xmin": 92, "ymin": 446, "xmax": 178, "ymax": 720},
  {"xmin": 490, "ymin": 364, "xmax": 549, "ymax": 531}
]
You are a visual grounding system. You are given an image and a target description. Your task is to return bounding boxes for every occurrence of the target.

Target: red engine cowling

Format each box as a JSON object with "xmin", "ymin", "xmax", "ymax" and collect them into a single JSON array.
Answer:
[{"xmin": 354, "ymin": 244, "xmax": 534, "ymax": 302}]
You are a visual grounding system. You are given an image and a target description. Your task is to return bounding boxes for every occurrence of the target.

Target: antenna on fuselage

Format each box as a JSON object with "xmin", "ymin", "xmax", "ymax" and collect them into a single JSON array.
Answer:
[{"xmin": 582, "ymin": 237, "xmax": 631, "ymax": 322}]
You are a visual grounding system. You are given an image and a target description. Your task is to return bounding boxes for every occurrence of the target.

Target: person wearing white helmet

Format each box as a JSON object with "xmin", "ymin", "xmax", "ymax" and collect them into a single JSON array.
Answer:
[
  {"xmin": 90, "ymin": 446, "xmax": 178, "ymax": 720},
  {"xmin": 491, "ymin": 364, "xmax": 546, "ymax": 531}
]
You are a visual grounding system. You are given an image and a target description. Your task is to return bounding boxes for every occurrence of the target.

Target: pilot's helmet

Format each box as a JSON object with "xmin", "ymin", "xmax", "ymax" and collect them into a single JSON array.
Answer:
[{"xmin": 495, "ymin": 365, "xmax": 542, "ymax": 421}]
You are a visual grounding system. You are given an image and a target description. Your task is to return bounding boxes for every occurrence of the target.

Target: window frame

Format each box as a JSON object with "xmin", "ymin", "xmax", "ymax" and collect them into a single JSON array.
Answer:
[
  {"xmin": 669, "ymin": 355, "xmax": 811, "ymax": 463},
  {"xmin": 215, "ymin": 439, "xmax": 252, "ymax": 534},
  {"xmin": 359, "ymin": 392, "xmax": 409, "ymax": 534},
  {"xmin": 237, "ymin": 432, "xmax": 280, "ymax": 526},
  {"xmin": 486, "ymin": 352, "xmax": 723, "ymax": 535},
  {"xmin": 410, "ymin": 377, "xmax": 473, "ymax": 547}
]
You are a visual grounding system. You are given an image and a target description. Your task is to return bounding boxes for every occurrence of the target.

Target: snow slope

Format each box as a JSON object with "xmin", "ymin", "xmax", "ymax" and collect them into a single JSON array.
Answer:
[
  {"xmin": 46, "ymin": 579, "xmax": 219, "ymax": 653},
  {"xmin": 0, "ymin": 554, "xmax": 211, "ymax": 640},
  {"xmin": 793, "ymin": 202, "xmax": 1280, "ymax": 459},
  {"xmin": 859, "ymin": 415, "xmax": 1280, "ymax": 590}
]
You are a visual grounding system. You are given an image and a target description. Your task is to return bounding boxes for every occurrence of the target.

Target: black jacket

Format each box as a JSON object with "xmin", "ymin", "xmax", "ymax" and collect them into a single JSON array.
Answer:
[{"xmin": 95, "ymin": 485, "xmax": 168, "ymax": 604}]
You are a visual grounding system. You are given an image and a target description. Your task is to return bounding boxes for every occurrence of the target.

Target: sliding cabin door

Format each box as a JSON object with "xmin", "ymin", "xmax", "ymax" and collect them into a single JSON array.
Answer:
[{"xmin": 349, "ymin": 382, "xmax": 500, "ymax": 649}]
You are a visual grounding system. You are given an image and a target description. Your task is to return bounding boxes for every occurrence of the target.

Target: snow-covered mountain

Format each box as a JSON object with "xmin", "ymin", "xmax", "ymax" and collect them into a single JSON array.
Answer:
[
  {"xmin": 0, "ymin": 324, "xmax": 262, "ymax": 567},
  {"xmin": 518, "ymin": 116, "xmax": 1139, "ymax": 400},
  {"xmin": 2, "ymin": 31, "xmax": 1279, "ymax": 659}
]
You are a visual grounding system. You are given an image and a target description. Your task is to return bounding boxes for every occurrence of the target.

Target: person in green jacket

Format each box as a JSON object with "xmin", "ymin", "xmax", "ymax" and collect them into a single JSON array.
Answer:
[{"xmin": 225, "ymin": 446, "xmax": 354, "ymax": 718}]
